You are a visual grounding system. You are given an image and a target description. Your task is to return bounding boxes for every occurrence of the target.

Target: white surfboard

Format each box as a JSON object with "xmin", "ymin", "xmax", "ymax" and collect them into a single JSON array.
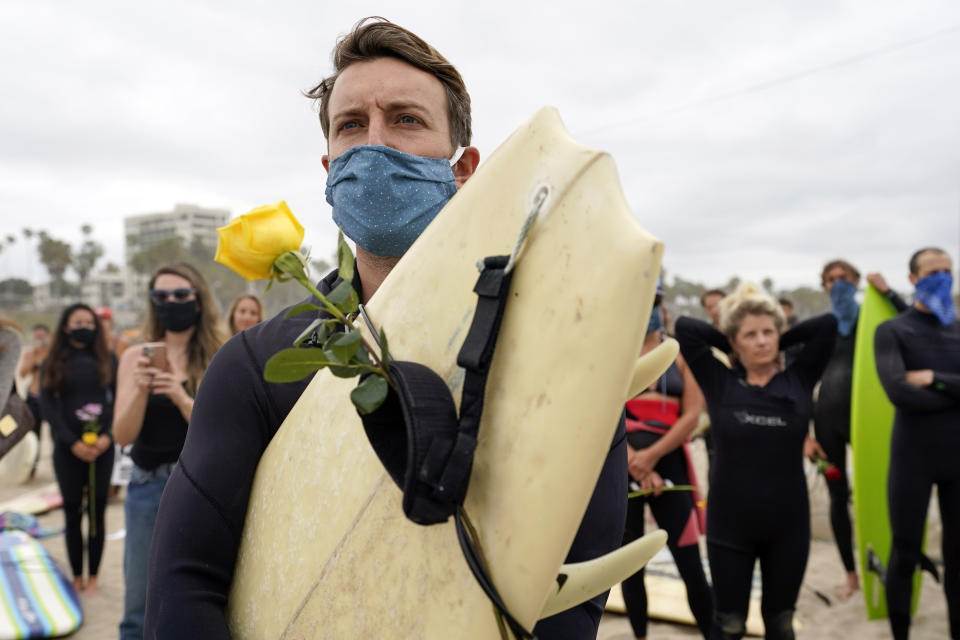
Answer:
[{"xmin": 227, "ymin": 107, "xmax": 670, "ymax": 638}]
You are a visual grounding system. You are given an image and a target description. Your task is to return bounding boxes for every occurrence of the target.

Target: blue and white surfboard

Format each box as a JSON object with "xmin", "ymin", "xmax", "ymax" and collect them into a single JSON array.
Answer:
[{"xmin": 0, "ymin": 531, "xmax": 82, "ymax": 639}]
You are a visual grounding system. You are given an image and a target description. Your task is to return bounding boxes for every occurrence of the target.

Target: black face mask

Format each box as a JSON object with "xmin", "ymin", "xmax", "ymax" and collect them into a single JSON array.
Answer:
[
  {"xmin": 156, "ymin": 300, "xmax": 200, "ymax": 333},
  {"xmin": 68, "ymin": 328, "xmax": 96, "ymax": 346}
]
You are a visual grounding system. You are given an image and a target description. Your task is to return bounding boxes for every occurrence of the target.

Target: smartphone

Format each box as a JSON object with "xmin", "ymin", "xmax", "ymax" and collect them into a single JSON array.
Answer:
[{"xmin": 142, "ymin": 342, "xmax": 169, "ymax": 371}]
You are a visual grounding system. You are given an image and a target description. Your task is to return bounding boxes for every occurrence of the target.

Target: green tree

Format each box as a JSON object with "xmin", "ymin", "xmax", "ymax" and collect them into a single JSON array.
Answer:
[
  {"xmin": 72, "ymin": 224, "xmax": 105, "ymax": 288},
  {"xmin": 36, "ymin": 232, "xmax": 72, "ymax": 297},
  {"xmin": 130, "ymin": 237, "xmax": 188, "ymax": 275}
]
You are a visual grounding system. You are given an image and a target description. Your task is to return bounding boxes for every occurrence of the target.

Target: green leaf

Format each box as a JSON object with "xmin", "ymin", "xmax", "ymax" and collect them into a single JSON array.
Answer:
[
  {"xmin": 274, "ymin": 250, "xmax": 309, "ymax": 282},
  {"xmin": 329, "ymin": 330, "xmax": 362, "ymax": 362},
  {"xmin": 285, "ymin": 302, "xmax": 327, "ymax": 318},
  {"xmin": 326, "ymin": 280, "xmax": 352, "ymax": 305},
  {"xmin": 263, "ymin": 348, "xmax": 338, "ymax": 383},
  {"xmin": 322, "ymin": 349, "xmax": 360, "ymax": 378},
  {"xmin": 352, "ymin": 348, "xmax": 372, "ymax": 366},
  {"xmin": 337, "ymin": 289, "xmax": 360, "ymax": 314},
  {"xmin": 350, "ymin": 375, "xmax": 389, "ymax": 415},
  {"xmin": 337, "ymin": 231, "xmax": 355, "ymax": 284},
  {"xmin": 293, "ymin": 319, "xmax": 329, "ymax": 347}
]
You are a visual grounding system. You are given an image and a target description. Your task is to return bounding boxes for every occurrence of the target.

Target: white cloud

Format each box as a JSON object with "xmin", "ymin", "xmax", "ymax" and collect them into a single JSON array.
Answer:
[{"xmin": 2, "ymin": 0, "xmax": 958, "ymax": 295}]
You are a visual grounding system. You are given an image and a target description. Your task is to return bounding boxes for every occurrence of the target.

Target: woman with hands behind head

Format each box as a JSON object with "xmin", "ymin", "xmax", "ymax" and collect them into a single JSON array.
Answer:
[
  {"xmin": 113, "ymin": 263, "xmax": 223, "ymax": 640},
  {"xmin": 675, "ymin": 284, "xmax": 836, "ymax": 640}
]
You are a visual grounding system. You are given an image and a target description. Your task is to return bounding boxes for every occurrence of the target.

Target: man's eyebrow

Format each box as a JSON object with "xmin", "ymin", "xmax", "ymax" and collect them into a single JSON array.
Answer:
[
  {"xmin": 330, "ymin": 101, "xmax": 435, "ymax": 124},
  {"xmin": 382, "ymin": 100, "xmax": 431, "ymax": 114},
  {"xmin": 330, "ymin": 106, "xmax": 367, "ymax": 123}
]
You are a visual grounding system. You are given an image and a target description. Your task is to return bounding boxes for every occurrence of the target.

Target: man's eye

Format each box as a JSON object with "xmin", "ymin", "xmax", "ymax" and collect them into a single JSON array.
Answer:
[
  {"xmin": 398, "ymin": 114, "xmax": 421, "ymax": 125},
  {"xmin": 338, "ymin": 121, "xmax": 360, "ymax": 132}
]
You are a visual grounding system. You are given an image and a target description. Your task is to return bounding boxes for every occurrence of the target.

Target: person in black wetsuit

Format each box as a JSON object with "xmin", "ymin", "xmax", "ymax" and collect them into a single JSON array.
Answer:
[
  {"xmin": 38, "ymin": 303, "xmax": 116, "ymax": 595},
  {"xmin": 114, "ymin": 264, "xmax": 224, "ymax": 640},
  {"xmin": 875, "ymin": 247, "xmax": 960, "ymax": 640},
  {"xmin": 143, "ymin": 18, "xmax": 628, "ymax": 640},
  {"xmin": 813, "ymin": 259, "xmax": 907, "ymax": 600},
  {"xmin": 676, "ymin": 283, "xmax": 836, "ymax": 640},
  {"xmin": 623, "ymin": 300, "xmax": 713, "ymax": 639}
]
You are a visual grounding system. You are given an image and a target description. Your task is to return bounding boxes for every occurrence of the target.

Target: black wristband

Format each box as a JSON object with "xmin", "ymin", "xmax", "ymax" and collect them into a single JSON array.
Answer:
[{"xmin": 932, "ymin": 372, "xmax": 947, "ymax": 392}]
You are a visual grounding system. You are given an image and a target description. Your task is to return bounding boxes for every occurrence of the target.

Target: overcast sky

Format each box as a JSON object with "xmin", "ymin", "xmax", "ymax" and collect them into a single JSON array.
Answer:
[{"xmin": 2, "ymin": 0, "xmax": 959, "ymax": 294}]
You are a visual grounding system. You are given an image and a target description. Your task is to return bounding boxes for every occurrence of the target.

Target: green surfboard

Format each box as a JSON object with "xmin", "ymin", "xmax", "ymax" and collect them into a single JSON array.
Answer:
[{"xmin": 851, "ymin": 284, "xmax": 921, "ymax": 619}]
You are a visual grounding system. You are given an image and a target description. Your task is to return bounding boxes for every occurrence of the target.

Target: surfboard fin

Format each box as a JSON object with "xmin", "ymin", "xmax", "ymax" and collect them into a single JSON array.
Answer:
[
  {"xmin": 866, "ymin": 546, "xmax": 887, "ymax": 583},
  {"xmin": 538, "ymin": 530, "xmax": 667, "ymax": 619},
  {"xmin": 625, "ymin": 340, "xmax": 679, "ymax": 402},
  {"xmin": 919, "ymin": 553, "xmax": 941, "ymax": 583}
]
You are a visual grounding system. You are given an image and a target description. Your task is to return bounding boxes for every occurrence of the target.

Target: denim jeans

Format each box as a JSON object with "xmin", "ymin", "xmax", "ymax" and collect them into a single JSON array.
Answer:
[{"xmin": 119, "ymin": 462, "xmax": 175, "ymax": 640}]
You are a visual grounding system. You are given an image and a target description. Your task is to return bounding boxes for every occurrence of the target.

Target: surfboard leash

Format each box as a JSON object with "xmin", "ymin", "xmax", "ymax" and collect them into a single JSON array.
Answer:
[{"xmin": 455, "ymin": 506, "xmax": 536, "ymax": 639}]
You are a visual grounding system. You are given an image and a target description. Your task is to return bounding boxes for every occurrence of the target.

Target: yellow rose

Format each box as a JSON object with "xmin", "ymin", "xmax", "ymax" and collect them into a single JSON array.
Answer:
[
  {"xmin": 214, "ymin": 201, "xmax": 306, "ymax": 281},
  {"xmin": 82, "ymin": 432, "xmax": 98, "ymax": 446}
]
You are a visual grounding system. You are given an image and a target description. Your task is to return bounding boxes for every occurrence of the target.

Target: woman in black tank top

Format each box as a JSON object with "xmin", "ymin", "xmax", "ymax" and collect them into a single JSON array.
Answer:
[{"xmin": 113, "ymin": 263, "xmax": 223, "ymax": 640}]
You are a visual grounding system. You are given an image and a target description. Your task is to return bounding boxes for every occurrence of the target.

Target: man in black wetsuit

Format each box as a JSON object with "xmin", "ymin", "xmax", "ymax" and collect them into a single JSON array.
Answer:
[
  {"xmin": 812, "ymin": 259, "xmax": 907, "ymax": 600},
  {"xmin": 875, "ymin": 247, "xmax": 960, "ymax": 640},
  {"xmin": 143, "ymin": 18, "xmax": 628, "ymax": 639}
]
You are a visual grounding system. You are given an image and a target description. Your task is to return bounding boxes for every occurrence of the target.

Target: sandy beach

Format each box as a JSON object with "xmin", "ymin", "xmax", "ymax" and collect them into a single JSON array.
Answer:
[{"xmin": 0, "ymin": 434, "xmax": 948, "ymax": 639}]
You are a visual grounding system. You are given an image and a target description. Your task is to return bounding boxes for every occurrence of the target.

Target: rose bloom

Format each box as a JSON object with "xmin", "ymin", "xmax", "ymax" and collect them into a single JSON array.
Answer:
[
  {"xmin": 215, "ymin": 201, "xmax": 305, "ymax": 281},
  {"xmin": 825, "ymin": 465, "xmax": 844, "ymax": 483}
]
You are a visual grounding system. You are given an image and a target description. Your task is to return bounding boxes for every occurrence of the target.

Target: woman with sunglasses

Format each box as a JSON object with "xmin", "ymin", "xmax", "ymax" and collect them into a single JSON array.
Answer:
[
  {"xmin": 113, "ymin": 263, "xmax": 224, "ymax": 640},
  {"xmin": 39, "ymin": 303, "xmax": 116, "ymax": 594}
]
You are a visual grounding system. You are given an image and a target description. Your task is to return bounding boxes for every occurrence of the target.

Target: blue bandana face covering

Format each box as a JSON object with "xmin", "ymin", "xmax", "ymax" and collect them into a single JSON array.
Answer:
[
  {"xmin": 325, "ymin": 145, "xmax": 461, "ymax": 257},
  {"xmin": 830, "ymin": 278, "xmax": 860, "ymax": 337},
  {"xmin": 915, "ymin": 271, "xmax": 956, "ymax": 325}
]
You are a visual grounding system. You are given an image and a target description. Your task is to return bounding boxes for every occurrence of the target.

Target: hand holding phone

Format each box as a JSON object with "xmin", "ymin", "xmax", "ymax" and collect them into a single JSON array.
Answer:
[{"xmin": 141, "ymin": 342, "xmax": 170, "ymax": 372}]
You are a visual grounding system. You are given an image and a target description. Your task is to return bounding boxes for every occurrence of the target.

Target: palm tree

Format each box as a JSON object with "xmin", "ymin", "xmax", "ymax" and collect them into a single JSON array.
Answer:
[
  {"xmin": 72, "ymin": 224, "xmax": 104, "ymax": 291},
  {"xmin": 36, "ymin": 232, "xmax": 72, "ymax": 299}
]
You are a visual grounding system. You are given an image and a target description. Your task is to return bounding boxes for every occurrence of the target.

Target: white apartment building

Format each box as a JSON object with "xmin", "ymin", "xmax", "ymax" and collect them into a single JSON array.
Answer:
[{"xmin": 123, "ymin": 203, "xmax": 229, "ymax": 310}]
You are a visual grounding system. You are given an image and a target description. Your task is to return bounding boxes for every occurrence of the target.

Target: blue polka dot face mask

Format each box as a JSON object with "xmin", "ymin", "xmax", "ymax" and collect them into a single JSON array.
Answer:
[{"xmin": 325, "ymin": 145, "xmax": 464, "ymax": 257}]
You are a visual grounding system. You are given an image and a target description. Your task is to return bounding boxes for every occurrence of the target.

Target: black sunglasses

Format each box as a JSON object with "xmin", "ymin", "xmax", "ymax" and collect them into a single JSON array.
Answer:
[{"xmin": 150, "ymin": 288, "xmax": 196, "ymax": 305}]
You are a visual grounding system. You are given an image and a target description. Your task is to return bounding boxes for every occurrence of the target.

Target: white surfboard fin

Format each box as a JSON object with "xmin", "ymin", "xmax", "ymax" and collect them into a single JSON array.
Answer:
[
  {"xmin": 625, "ymin": 339, "xmax": 679, "ymax": 402},
  {"xmin": 538, "ymin": 529, "xmax": 667, "ymax": 619}
]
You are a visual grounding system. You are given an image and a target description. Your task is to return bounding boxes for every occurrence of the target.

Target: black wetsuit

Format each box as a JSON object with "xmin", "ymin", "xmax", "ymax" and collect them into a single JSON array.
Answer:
[
  {"xmin": 144, "ymin": 269, "xmax": 628, "ymax": 639},
  {"xmin": 676, "ymin": 314, "xmax": 836, "ymax": 640},
  {"xmin": 622, "ymin": 362, "xmax": 713, "ymax": 638},
  {"xmin": 875, "ymin": 307, "xmax": 960, "ymax": 640},
  {"xmin": 814, "ymin": 291, "xmax": 906, "ymax": 574},
  {"xmin": 38, "ymin": 349, "xmax": 115, "ymax": 579}
]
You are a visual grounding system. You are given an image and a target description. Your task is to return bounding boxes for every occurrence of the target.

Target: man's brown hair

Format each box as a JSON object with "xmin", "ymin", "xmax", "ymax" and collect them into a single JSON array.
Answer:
[
  {"xmin": 305, "ymin": 17, "xmax": 472, "ymax": 148},
  {"xmin": 820, "ymin": 259, "xmax": 860, "ymax": 287},
  {"xmin": 699, "ymin": 289, "xmax": 726, "ymax": 308},
  {"xmin": 909, "ymin": 247, "xmax": 947, "ymax": 275}
]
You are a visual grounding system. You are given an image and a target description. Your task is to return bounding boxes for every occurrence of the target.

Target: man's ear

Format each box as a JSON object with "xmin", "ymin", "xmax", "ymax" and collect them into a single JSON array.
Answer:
[
  {"xmin": 908, "ymin": 272, "xmax": 918, "ymax": 286},
  {"xmin": 322, "ymin": 155, "xmax": 330, "ymax": 173},
  {"xmin": 452, "ymin": 146, "xmax": 480, "ymax": 189}
]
